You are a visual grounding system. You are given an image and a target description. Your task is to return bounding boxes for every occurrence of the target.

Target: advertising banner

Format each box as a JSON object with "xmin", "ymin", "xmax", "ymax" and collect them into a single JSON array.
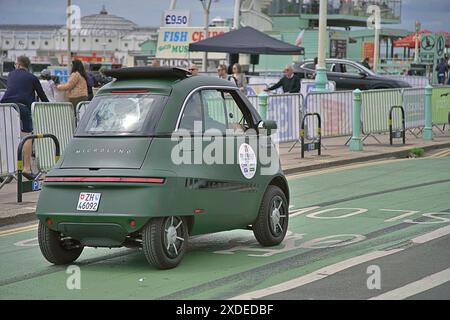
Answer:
[{"xmin": 156, "ymin": 27, "xmax": 229, "ymax": 60}]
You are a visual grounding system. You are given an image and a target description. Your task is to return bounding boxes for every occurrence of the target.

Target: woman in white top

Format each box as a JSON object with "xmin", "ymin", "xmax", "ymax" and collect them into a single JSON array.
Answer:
[
  {"xmin": 232, "ymin": 63, "xmax": 247, "ymax": 93},
  {"xmin": 39, "ymin": 69, "xmax": 56, "ymax": 102}
]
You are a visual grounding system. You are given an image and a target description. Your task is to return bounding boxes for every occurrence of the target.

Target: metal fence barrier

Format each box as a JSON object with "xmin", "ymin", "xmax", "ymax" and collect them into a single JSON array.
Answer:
[
  {"xmin": 0, "ymin": 103, "xmax": 21, "ymax": 188},
  {"xmin": 402, "ymin": 87, "xmax": 425, "ymax": 132},
  {"xmin": 247, "ymin": 94, "xmax": 303, "ymax": 143},
  {"xmin": 31, "ymin": 102, "xmax": 75, "ymax": 172},
  {"xmin": 383, "ymin": 75, "xmax": 429, "ymax": 88},
  {"xmin": 303, "ymin": 91, "xmax": 353, "ymax": 139},
  {"xmin": 431, "ymin": 86, "xmax": 450, "ymax": 126},
  {"xmin": 361, "ymin": 89, "xmax": 403, "ymax": 137}
]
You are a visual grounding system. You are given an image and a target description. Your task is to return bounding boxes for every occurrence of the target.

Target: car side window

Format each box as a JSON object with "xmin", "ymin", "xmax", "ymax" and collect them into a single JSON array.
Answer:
[
  {"xmin": 224, "ymin": 92, "xmax": 250, "ymax": 134},
  {"xmin": 345, "ymin": 64, "xmax": 362, "ymax": 75},
  {"xmin": 201, "ymin": 90, "xmax": 228, "ymax": 133},
  {"xmin": 179, "ymin": 91, "xmax": 203, "ymax": 133}
]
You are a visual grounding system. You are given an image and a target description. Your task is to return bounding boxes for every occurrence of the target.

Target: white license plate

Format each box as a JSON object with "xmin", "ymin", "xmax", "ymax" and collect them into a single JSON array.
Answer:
[{"xmin": 77, "ymin": 192, "xmax": 101, "ymax": 212}]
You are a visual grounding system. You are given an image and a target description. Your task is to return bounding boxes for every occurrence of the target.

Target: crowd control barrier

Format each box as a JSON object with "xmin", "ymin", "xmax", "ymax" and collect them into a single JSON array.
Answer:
[
  {"xmin": 303, "ymin": 91, "xmax": 353, "ymax": 139},
  {"xmin": 389, "ymin": 106, "xmax": 406, "ymax": 145},
  {"xmin": 383, "ymin": 75, "xmax": 429, "ymax": 88},
  {"xmin": 361, "ymin": 89, "xmax": 403, "ymax": 138},
  {"xmin": 249, "ymin": 93, "xmax": 303, "ymax": 143},
  {"xmin": 17, "ymin": 134, "xmax": 60, "ymax": 203},
  {"xmin": 431, "ymin": 86, "xmax": 450, "ymax": 128},
  {"xmin": 31, "ymin": 102, "xmax": 75, "ymax": 172},
  {"xmin": 0, "ymin": 103, "xmax": 21, "ymax": 189},
  {"xmin": 300, "ymin": 113, "xmax": 321, "ymax": 159}
]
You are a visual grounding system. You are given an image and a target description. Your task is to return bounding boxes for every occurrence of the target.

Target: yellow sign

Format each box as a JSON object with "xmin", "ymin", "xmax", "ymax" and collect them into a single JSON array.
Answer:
[{"xmin": 156, "ymin": 27, "xmax": 229, "ymax": 60}]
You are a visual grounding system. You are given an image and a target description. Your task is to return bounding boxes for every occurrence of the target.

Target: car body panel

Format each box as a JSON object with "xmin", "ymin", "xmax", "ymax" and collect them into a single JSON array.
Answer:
[
  {"xmin": 294, "ymin": 58, "xmax": 411, "ymax": 90},
  {"xmin": 36, "ymin": 70, "xmax": 288, "ymax": 247}
]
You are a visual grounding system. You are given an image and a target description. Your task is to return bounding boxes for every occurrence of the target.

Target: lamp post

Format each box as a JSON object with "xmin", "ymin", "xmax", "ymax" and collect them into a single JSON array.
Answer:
[
  {"xmin": 233, "ymin": 0, "xmax": 241, "ymax": 30},
  {"xmin": 67, "ymin": 0, "xmax": 72, "ymax": 69},
  {"xmin": 414, "ymin": 21, "xmax": 421, "ymax": 63},
  {"xmin": 314, "ymin": 0, "xmax": 329, "ymax": 91},
  {"xmin": 200, "ymin": 0, "xmax": 212, "ymax": 72}
]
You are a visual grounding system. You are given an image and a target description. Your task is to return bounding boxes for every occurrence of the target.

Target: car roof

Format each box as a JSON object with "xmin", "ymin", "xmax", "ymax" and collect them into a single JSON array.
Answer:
[{"xmin": 98, "ymin": 67, "xmax": 237, "ymax": 95}]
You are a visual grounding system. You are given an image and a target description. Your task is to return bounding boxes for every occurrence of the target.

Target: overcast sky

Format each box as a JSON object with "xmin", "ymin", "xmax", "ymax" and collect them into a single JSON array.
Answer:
[{"xmin": 0, "ymin": 0, "xmax": 448, "ymax": 32}]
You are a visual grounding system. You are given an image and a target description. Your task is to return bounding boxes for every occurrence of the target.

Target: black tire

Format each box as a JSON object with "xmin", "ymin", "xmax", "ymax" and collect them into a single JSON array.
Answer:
[
  {"xmin": 142, "ymin": 216, "xmax": 188, "ymax": 269},
  {"xmin": 38, "ymin": 221, "xmax": 84, "ymax": 265},
  {"xmin": 253, "ymin": 185, "xmax": 289, "ymax": 247}
]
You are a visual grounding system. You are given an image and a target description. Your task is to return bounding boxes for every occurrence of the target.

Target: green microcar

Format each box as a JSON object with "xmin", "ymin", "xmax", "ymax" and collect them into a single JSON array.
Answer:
[{"xmin": 36, "ymin": 67, "xmax": 289, "ymax": 269}]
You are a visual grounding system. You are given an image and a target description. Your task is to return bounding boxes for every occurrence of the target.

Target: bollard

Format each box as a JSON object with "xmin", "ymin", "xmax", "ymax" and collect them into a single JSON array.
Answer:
[
  {"xmin": 258, "ymin": 91, "xmax": 268, "ymax": 121},
  {"xmin": 423, "ymin": 85, "xmax": 433, "ymax": 140},
  {"xmin": 349, "ymin": 89, "xmax": 364, "ymax": 151}
]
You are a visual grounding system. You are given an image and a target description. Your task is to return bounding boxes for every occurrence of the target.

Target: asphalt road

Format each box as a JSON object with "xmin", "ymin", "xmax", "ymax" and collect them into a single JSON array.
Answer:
[{"xmin": 0, "ymin": 155, "xmax": 450, "ymax": 300}]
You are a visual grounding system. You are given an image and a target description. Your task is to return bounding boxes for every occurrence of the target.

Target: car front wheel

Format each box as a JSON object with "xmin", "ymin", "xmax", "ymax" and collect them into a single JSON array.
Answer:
[
  {"xmin": 142, "ymin": 216, "xmax": 188, "ymax": 269},
  {"xmin": 38, "ymin": 221, "xmax": 84, "ymax": 265},
  {"xmin": 253, "ymin": 185, "xmax": 289, "ymax": 246}
]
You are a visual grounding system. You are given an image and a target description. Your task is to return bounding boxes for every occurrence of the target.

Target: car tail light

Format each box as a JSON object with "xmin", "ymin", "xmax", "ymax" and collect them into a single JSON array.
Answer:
[
  {"xmin": 194, "ymin": 209, "xmax": 205, "ymax": 214},
  {"xmin": 129, "ymin": 220, "xmax": 137, "ymax": 228},
  {"xmin": 45, "ymin": 177, "xmax": 165, "ymax": 184},
  {"xmin": 46, "ymin": 218, "xmax": 53, "ymax": 225}
]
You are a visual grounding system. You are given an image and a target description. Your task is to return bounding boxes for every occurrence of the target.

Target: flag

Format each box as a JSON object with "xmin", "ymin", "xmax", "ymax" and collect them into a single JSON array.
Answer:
[{"xmin": 295, "ymin": 29, "xmax": 305, "ymax": 46}]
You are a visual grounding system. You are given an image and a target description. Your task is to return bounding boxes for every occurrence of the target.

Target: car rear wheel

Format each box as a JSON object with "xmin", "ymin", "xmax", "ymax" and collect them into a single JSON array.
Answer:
[
  {"xmin": 38, "ymin": 221, "xmax": 84, "ymax": 265},
  {"xmin": 253, "ymin": 185, "xmax": 289, "ymax": 246},
  {"xmin": 142, "ymin": 216, "xmax": 188, "ymax": 269}
]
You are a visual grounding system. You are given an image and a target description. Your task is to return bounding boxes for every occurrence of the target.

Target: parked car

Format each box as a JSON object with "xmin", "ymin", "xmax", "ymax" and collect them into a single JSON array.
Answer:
[
  {"xmin": 36, "ymin": 67, "xmax": 290, "ymax": 269},
  {"xmin": 294, "ymin": 58, "xmax": 411, "ymax": 90}
]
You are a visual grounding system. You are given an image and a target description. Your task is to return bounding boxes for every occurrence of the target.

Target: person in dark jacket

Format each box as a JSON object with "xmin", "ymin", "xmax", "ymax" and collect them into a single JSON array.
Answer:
[
  {"xmin": 436, "ymin": 58, "xmax": 449, "ymax": 85},
  {"xmin": 0, "ymin": 55, "xmax": 49, "ymax": 180},
  {"xmin": 265, "ymin": 65, "xmax": 301, "ymax": 93}
]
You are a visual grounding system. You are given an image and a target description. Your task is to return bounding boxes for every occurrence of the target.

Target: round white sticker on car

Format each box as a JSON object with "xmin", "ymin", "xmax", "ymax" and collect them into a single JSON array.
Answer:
[{"xmin": 239, "ymin": 143, "xmax": 257, "ymax": 179}]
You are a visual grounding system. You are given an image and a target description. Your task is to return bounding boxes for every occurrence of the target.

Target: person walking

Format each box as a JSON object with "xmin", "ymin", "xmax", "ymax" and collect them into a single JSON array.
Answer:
[
  {"xmin": 83, "ymin": 61, "xmax": 96, "ymax": 101},
  {"xmin": 217, "ymin": 64, "xmax": 237, "ymax": 86},
  {"xmin": 436, "ymin": 58, "xmax": 449, "ymax": 85},
  {"xmin": 232, "ymin": 63, "xmax": 247, "ymax": 93},
  {"xmin": 264, "ymin": 65, "xmax": 301, "ymax": 93},
  {"xmin": 57, "ymin": 59, "xmax": 88, "ymax": 110},
  {"xmin": 39, "ymin": 69, "xmax": 56, "ymax": 102},
  {"xmin": 0, "ymin": 55, "xmax": 49, "ymax": 180}
]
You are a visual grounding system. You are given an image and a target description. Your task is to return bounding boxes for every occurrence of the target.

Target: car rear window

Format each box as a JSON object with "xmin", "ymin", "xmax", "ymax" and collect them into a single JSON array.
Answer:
[{"xmin": 75, "ymin": 94, "xmax": 167, "ymax": 136}]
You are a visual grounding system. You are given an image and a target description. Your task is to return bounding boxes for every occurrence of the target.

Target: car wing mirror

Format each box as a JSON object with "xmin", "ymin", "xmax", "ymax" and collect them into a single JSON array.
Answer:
[
  {"xmin": 258, "ymin": 120, "xmax": 277, "ymax": 135},
  {"xmin": 359, "ymin": 72, "xmax": 367, "ymax": 78}
]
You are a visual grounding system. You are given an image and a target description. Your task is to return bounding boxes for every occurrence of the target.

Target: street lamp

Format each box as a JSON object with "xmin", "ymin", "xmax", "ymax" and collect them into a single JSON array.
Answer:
[
  {"xmin": 200, "ymin": 0, "xmax": 212, "ymax": 72},
  {"xmin": 414, "ymin": 21, "xmax": 421, "ymax": 63},
  {"xmin": 314, "ymin": 0, "xmax": 329, "ymax": 91},
  {"xmin": 67, "ymin": 0, "xmax": 72, "ymax": 69}
]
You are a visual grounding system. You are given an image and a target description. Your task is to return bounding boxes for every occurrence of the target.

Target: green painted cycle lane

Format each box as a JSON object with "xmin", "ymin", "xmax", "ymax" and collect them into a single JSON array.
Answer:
[{"xmin": 1, "ymin": 157, "xmax": 449, "ymax": 299}]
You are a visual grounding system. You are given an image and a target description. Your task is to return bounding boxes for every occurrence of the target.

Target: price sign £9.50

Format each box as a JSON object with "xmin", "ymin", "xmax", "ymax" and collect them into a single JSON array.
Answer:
[{"xmin": 163, "ymin": 10, "xmax": 191, "ymax": 27}]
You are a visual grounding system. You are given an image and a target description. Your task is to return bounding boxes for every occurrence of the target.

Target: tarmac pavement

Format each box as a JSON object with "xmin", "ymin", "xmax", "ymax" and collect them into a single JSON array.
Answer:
[{"xmin": 1, "ymin": 126, "xmax": 449, "ymax": 226}]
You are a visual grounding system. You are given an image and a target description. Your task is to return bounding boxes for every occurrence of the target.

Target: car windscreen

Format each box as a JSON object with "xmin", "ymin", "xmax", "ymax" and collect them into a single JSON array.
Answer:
[{"xmin": 75, "ymin": 94, "xmax": 167, "ymax": 137}]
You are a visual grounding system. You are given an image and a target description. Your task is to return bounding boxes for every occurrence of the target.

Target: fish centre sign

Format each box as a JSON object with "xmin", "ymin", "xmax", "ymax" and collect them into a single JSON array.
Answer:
[{"xmin": 156, "ymin": 27, "xmax": 229, "ymax": 60}]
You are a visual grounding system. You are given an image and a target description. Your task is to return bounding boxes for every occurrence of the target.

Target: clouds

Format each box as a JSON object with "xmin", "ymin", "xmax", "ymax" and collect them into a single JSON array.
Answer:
[{"xmin": 0, "ymin": 0, "xmax": 448, "ymax": 32}]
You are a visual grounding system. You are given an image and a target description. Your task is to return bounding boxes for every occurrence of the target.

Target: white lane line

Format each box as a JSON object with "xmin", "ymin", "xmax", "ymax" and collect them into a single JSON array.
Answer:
[
  {"xmin": 411, "ymin": 225, "xmax": 450, "ymax": 244},
  {"xmin": 229, "ymin": 249, "xmax": 403, "ymax": 300},
  {"xmin": 230, "ymin": 225, "xmax": 450, "ymax": 300},
  {"xmin": 369, "ymin": 268, "xmax": 450, "ymax": 300}
]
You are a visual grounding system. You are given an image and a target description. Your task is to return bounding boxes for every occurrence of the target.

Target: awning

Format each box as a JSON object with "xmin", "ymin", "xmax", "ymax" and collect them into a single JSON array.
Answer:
[{"xmin": 189, "ymin": 26, "xmax": 305, "ymax": 55}]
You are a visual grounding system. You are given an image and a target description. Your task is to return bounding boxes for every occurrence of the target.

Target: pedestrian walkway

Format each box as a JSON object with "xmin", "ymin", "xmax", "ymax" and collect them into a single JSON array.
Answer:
[{"xmin": 1, "ymin": 127, "xmax": 449, "ymax": 226}]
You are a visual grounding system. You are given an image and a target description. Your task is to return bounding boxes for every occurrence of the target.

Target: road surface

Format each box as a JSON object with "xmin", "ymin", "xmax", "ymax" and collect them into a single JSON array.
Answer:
[{"xmin": 1, "ymin": 154, "xmax": 450, "ymax": 300}]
